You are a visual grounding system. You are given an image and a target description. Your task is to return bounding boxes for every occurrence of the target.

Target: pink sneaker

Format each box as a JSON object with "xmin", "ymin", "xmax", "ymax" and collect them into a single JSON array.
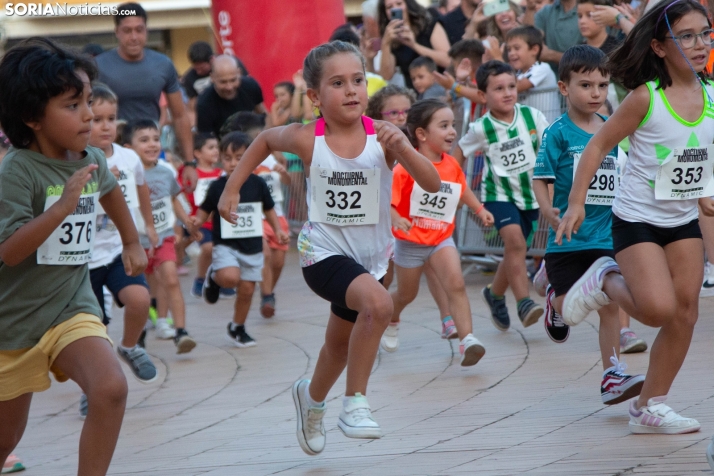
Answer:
[
  {"xmin": 2, "ymin": 454, "xmax": 25, "ymax": 474},
  {"xmin": 562, "ymin": 257, "xmax": 619, "ymax": 326},
  {"xmin": 533, "ymin": 260, "xmax": 548, "ymax": 297},
  {"xmin": 441, "ymin": 317, "xmax": 458, "ymax": 339}
]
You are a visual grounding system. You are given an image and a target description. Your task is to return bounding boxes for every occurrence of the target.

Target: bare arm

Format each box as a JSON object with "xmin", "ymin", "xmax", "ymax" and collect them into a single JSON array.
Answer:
[
  {"xmin": 540, "ymin": 45, "xmax": 563, "ymax": 64},
  {"xmin": 192, "ymin": 209, "xmax": 210, "ymax": 229},
  {"xmin": 167, "ymin": 90, "xmax": 194, "ymax": 161},
  {"xmin": 453, "ymin": 145, "xmax": 466, "ymax": 167},
  {"xmin": 264, "ymin": 208, "xmax": 289, "ymax": 244},
  {"xmin": 254, "ymin": 103, "xmax": 267, "ymax": 115},
  {"xmin": 532, "ymin": 178, "xmax": 560, "ymax": 231},
  {"xmin": 517, "ymin": 78, "xmax": 535, "ymax": 93},
  {"xmin": 101, "ymin": 186, "xmax": 147, "ymax": 276},
  {"xmin": 461, "ymin": 187, "xmax": 494, "ymax": 226},
  {"xmin": 557, "ymin": 85, "xmax": 649, "ymax": 243},
  {"xmin": 137, "ymin": 182, "xmax": 158, "ymax": 248}
]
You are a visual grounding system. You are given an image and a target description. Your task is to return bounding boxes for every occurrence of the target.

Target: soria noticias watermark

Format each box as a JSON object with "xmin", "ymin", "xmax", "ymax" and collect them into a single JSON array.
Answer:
[{"xmin": 4, "ymin": 3, "xmax": 136, "ymax": 16}]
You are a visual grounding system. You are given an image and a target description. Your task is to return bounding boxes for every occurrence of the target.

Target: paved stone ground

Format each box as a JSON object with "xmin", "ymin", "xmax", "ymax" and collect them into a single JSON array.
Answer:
[{"xmin": 13, "ymin": 249, "xmax": 714, "ymax": 475}]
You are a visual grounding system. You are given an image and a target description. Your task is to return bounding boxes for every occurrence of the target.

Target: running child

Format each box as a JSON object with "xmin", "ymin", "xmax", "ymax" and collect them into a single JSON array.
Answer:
[
  {"xmin": 455, "ymin": 60, "xmax": 548, "ymax": 332},
  {"xmin": 383, "ymin": 99, "xmax": 493, "ymax": 366},
  {"xmin": 123, "ymin": 119, "xmax": 198, "ymax": 353},
  {"xmin": 0, "ymin": 38, "xmax": 144, "ymax": 474},
  {"xmin": 557, "ymin": 0, "xmax": 714, "ymax": 433},
  {"xmin": 216, "ymin": 41, "xmax": 440, "ymax": 454},
  {"xmin": 181, "ymin": 132, "xmax": 222, "ymax": 298},
  {"xmin": 532, "ymin": 45, "xmax": 645, "ymax": 405},
  {"xmin": 254, "ymin": 148, "xmax": 291, "ymax": 318},
  {"xmin": 88, "ymin": 83, "xmax": 158, "ymax": 386},
  {"xmin": 194, "ymin": 131, "xmax": 288, "ymax": 345}
]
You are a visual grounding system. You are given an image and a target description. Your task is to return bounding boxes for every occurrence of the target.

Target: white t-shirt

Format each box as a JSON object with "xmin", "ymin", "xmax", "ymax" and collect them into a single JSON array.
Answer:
[
  {"xmin": 258, "ymin": 155, "xmax": 284, "ymax": 217},
  {"xmin": 517, "ymin": 62, "xmax": 560, "ymax": 123},
  {"xmin": 90, "ymin": 144, "xmax": 145, "ymax": 269}
]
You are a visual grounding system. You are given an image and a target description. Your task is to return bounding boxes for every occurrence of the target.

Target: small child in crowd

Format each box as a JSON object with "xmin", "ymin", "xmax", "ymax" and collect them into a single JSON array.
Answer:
[
  {"xmin": 577, "ymin": 0, "xmax": 622, "ymax": 55},
  {"xmin": 269, "ymin": 81, "xmax": 296, "ymax": 127},
  {"xmin": 409, "ymin": 57, "xmax": 447, "ymax": 100},
  {"xmin": 194, "ymin": 131, "xmax": 288, "ymax": 346},
  {"xmin": 123, "ymin": 119, "xmax": 198, "ymax": 353}
]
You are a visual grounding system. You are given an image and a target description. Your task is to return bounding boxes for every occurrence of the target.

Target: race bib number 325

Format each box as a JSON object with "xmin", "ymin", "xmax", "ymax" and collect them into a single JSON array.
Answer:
[
  {"xmin": 37, "ymin": 193, "xmax": 99, "ymax": 265},
  {"xmin": 309, "ymin": 167, "xmax": 380, "ymax": 226}
]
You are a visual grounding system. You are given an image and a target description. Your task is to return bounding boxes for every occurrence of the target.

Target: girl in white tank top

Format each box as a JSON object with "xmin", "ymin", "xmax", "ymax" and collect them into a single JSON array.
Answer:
[
  {"xmin": 215, "ymin": 41, "xmax": 439, "ymax": 454},
  {"xmin": 558, "ymin": 0, "xmax": 714, "ymax": 435}
]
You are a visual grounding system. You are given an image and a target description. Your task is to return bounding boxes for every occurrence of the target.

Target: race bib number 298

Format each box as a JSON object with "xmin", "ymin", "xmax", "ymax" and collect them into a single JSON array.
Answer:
[{"xmin": 37, "ymin": 193, "xmax": 99, "ymax": 265}]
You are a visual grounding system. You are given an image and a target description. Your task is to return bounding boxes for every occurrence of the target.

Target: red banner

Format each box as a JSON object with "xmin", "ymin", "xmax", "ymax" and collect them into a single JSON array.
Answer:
[{"xmin": 211, "ymin": 0, "xmax": 346, "ymax": 107}]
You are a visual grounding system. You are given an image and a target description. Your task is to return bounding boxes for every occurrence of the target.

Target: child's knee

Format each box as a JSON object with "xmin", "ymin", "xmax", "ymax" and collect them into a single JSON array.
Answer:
[
  {"xmin": 238, "ymin": 281, "xmax": 256, "ymax": 297},
  {"xmin": 363, "ymin": 293, "xmax": 393, "ymax": 326},
  {"xmin": 90, "ymin": 372, "xmax": 128, "ymax": 407}
]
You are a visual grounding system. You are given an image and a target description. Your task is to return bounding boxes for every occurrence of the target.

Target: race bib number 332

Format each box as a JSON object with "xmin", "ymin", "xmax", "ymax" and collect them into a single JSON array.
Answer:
[
  {"xmin": 309, "ymin": 167, "xmax": 380, "ymax": 226},
  {"xmin": 37, "ymin": 193, "xmax": 99, "ymax": 265}
]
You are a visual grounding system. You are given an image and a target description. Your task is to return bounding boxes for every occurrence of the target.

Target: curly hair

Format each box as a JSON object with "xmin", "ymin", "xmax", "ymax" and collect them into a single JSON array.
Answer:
[
  {"xmin": 377, "ymin": 0, "xmax": 430, "ymax": 39},
  {"xmin": 365, "ymin": 84, "xmax": 416, "ymax": 120}
]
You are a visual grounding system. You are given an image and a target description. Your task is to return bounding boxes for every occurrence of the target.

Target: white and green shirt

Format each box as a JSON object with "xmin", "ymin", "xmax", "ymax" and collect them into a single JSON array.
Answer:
[
  {"xmin": 459, "ymin": 104, "xmax": 548, "ymax": 210},
  {"xmin": 614, "ymin": 80, "xmax": 714, "ymax": 227}
]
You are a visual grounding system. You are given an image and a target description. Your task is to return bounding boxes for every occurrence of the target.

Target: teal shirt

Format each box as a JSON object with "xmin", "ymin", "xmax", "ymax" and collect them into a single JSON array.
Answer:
[{"xmin": 534, "ymin": 113, "xmax": 618, "ymax": 253}]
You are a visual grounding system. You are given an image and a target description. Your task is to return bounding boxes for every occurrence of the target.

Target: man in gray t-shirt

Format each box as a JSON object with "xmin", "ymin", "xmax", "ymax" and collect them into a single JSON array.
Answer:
[{"xmin": 95, "ymin": 2, "xmax": 193, "ymax": 163}]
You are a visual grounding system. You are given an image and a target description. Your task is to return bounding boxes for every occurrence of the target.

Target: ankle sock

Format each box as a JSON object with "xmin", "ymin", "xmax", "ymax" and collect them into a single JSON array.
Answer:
[
  {"xmin": 229, "ymin": 322, "xmax": 243, "ymax": 332},
  {"xmin": 305, "ymin": 383, "xmax": 325, "ymax": 408},
  {"xmin": 490, "ymin": 288, "xmax": 505, "ymax": 300},
  {"xmin": 442, "ymin": 315, "xmax": 453, "ymax": 323},
  {"xmin": 620, "ymin": 327, "xmax": 632, "ymax": 335}
]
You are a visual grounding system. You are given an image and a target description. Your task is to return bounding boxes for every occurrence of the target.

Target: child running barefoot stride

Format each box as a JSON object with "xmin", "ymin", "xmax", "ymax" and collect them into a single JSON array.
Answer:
[
  {"xmin": 0, "ymin": 38, "xmax": 146, "ymax": 474},
  {"xmin": 383, "ymin": 99, "xmax": 494, "ymax": 365},
  {"xmin": 217, "ymin": 41, "xmax": 440, "ymax": 455},
  {"xmin": 558, "ymin": 0, "xmax": 714, "ymax": 434}
]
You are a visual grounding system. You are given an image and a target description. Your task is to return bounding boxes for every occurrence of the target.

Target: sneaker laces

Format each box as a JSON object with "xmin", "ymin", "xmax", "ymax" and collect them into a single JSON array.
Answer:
[
  {"xmin": 608, "ymin": 348, "xmax": 628, "ymax": 375},
  {"xmin": 349, "ymin": 406, "xmax": 375, "ymax": 423},
  {"xmin": 306, "ymin": 407, "xmax": 325, "ymax": 434}
]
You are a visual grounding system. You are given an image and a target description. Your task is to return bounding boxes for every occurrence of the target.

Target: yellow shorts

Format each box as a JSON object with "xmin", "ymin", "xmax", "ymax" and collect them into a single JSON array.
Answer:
[{"xmin": 0, "ymin": 313, "xmax": 110, "ymax": 401}]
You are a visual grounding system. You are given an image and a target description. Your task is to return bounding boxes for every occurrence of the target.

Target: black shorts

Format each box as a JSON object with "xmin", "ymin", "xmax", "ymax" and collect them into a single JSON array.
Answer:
[
  {"xmin": 612, "ymin": 215, "xmax": 702, "ymax": 254},
  {"xmin": 485, "ymin": 201, "xmax": 540, "ymax": 246},
  {"xmin": 544, "ymin": 249, "xmax": 615, "ymax": 297},
  {"xmin": 90, "ymin": 254, "xmax": 149, "ymax": 325},
  {"xmin": 302, "ymin": 255, "xmax": 383, "ymax": 323}
]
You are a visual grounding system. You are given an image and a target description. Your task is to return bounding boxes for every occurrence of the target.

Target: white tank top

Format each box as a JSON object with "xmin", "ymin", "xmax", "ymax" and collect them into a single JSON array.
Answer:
[
  {"xmin": 613, "ymin": 80, "xmax": 714, "ymax": 227},
  {"xmin": 298, "ymin": 116, "xmax": 394, "ymax": 278}
]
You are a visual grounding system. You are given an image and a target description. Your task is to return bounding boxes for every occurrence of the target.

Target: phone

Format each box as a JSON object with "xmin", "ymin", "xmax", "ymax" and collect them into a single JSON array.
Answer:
[
  {"xmin": 390, "ymin": 8, "xmax": 403, "ymax": 21},
  {"xmin": 483, "ymin": 0, "xmax": 510, "ymax": 17}
]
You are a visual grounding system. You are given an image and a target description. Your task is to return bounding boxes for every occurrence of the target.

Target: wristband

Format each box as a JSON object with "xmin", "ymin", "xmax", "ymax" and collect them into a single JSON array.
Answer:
[
  {"xmin": 455, "ymin": 84, "xmax": 463, "ymax": 95},
  {"xmin": 183, "ymin": 160, "xmax": 197, "ymax": 168},
  {"xmin": 475, "ymin": 203, "xmax": 485, "ymax": 215},
  {"xmin": 615, "ymin": 13, "xmax": 623, "ymax": 24}
]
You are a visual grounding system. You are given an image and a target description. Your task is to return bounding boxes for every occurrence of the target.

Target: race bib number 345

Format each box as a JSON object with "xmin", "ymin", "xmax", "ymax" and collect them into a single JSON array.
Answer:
[
  {"xmin": 655, "ymin": 145, "xmax": 714, "ymax": 200},
  {"xmin": 37, "ymin": 193, "xmax": 99, "ymax": 265},
  {"xmin": 309, "ymin": 167, "xmax": 380, "ymax": 226},
  {"xmin": 409, "ymin": 181, "xmax": 461, "ymax": 223}
]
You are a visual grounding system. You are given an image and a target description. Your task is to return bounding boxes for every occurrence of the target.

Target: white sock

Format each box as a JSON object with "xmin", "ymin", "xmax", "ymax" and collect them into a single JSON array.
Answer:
[
  {"xmin": 620, "ymin": 327, "xmax": 632, "ymax": 335},
  {"xmin": 157, "ymin": 317, "xmax": 168, "ymax": 325},
  {"xmin": 119, "ymin": 344, "xmax": 135, "ymax": 351},
  {"xmin": 305, "ymin": 383, "xmax": 324, "ymax": 408}
]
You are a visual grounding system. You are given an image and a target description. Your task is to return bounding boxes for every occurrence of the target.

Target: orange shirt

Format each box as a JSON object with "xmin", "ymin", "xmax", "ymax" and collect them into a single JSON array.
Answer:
[{"xmin": 391, "ymin": 153, "xmax": 467, "ymax": 246}]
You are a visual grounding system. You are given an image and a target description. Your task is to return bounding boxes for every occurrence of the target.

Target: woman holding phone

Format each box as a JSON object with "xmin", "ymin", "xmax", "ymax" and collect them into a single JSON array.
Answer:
[{"xmin": 378, "ymin": 0, "xmax": 451, "ymax": 90}]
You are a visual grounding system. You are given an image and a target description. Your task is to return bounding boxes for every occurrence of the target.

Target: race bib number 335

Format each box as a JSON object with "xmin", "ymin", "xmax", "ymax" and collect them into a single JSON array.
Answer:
[
  {"xmin": 309, "ymin": 167, "xmax": 380, "ymax": 226},
  {"xmin": 220, "ymin": 202, "xmax": 263, "ymax": 238},
  {"xmin": 37, "ymin": 193, "xmax": 99, "ymax": 265}
]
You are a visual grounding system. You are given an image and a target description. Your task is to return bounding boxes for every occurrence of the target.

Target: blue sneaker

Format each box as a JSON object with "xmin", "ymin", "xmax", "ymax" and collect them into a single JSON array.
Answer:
[
  {"xmin": 220, "ymin": 287, "xmax": 236, "ymax": 299},
  {"xmin": 482, "ymin": 285, "xmax": 510, "ymax": 331},
  {"xmin": 191, "ymin": 277, "xmax": 204, "ymax": 298}
]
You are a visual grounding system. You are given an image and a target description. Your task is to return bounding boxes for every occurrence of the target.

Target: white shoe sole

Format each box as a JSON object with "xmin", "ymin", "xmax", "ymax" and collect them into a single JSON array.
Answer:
[
  {"xmin": 225, "ymin": 334, "xmax": 257, "ymax": 348},
  {"xmin": 337, "ymin": 418, "xmax": 382, "ymax": 439},
  {"xmin": 707, "ymin": 440, "xmax": 714, "ymax": 470},
  {"xmin": 621, "ymin": 340, "xmax": 648, "ymax": 354},
  {"xmin": 562, "ymin": 256, "xmax": 612, "ymax": 326},
  {"xmin": 629, "ymin": 421, "xmax": 701, "ymax": 434},
  {"xmin": 700, "ymin": 284, "xmax": 714, "ymax": 297},
  {"xmin": 460, "ymin": 343, "xmax": 486, "ymax": 367},
  {"xmin": 176, "ymin": 337, "xmax": 196, "ymax": 354},
  {"xmin": 380, "ymin": 337, "xmax": 398, "ymax": 353},
  {"xmin": 292, "ymin": 380, "xmax": 322, "ymax": 456},
  {"xmin": 520, "ymin": 306, "xmax": 544, "ymax": 328}
]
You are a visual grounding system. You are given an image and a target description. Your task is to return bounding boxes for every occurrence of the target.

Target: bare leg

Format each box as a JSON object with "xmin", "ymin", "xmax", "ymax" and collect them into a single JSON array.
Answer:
[
  {"xmin": 427, "ymin": 246, "xmax": 473, "ymax": 339},
  {"xmin": 490, "ymin": 224, "xmax": 530, "ymax": 300},
  {"xmin": 382, "ymin": 260, "xmax": 394, "ymax": 290},
  {"xmin": 262, "ymin": 241, "xmax": 274, "ymax": 295},
  {"xmin": 307, "ymin": 314, "xmax": 352, "ymax": 402},
  {"xmin": 597, "ymin": 302, "xmax": 621, "ymax": 370},
  {"xmin": 158, "ymin": 260, "xmax": 186, "ymax": 329},
  {"xmin": 234, "ymin": 280, "xmax": 256, "ymax": 326},
  {"xmin": 390, "ymin": 264, "xmax": 424, "ymax": 324},
  {"xmin": 53, "ymin": 337, "xmax": 128, "ymax": 476},
  {"xmin": 423, "ymin": 261, "xmax": 451, "ymax": 320},
  {"xmin": 271, "ymin": 249, "xmax": 287, "ymax": 289},
  {"xmin": 197, "ymin": 242, "xmax": 213, "ymax": 281},
  {"xmin": 619, "ymin": 308, "xmax": 631, "ymax": 330},
  {"xmin": 0, "ymin": 394, "xmax": 32, "ymax": 468},
  {"xmin": 117, "ymin": 284, "xmax": 150, "ymax": 348}
]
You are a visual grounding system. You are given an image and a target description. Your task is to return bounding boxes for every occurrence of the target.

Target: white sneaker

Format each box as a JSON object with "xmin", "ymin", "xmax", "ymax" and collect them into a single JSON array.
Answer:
[
  {"xmin": 291, "ymin": 379, "xmax": 326, "ymax": 455},
  {"xmin": 562, "ymin": 257, "xmax": 618, "ymax": 326},
  {"xmin": 338, "ymin": 393, "xmax": 382, "ymax": 439},
  {"xmin": 701, "ymin": 262, "xmax": 714, "ymax": 297},
  {"xmin": 155, "ymin": 318, "xmax": 175, "ymax": 340},
  {"xmin": 629, "ymin": 396, "xmax": 700, "ymax": 434},
  {"xmin": 459, "ymin": 334, "xmax": 486, "ymax": 367},
  {"xmin": 380, "ymin": 323, "xmax": 399, "ymax": 352},
  {"xmin": 706, "ymin": 435, "xmax": 714, "ymax": 470}
]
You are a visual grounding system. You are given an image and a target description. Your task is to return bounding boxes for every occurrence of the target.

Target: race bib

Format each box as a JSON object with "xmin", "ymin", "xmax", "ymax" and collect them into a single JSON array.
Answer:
[
  {"xmin": 259, "ymin": 171, "xmax": 283, "ymax": 203},
  {"xmin": 220, "ymin": 202, "xmax": 263, "ymax": 238},
  {"xmin": 309, "ymin": 167, "xmax": 380, "ymax": 226},
  {"xmin": 37, "ymin": 193, "xmax": 99, "ymax": 265},
  {"xmin": 654, "ymin": 145, "xmax": 714, "ymax": 200},
  {"xmin": 409, "ymin": 181, "xmax": 462, "ymax": 223},
  {"xmin": 136, "ymin": 196, "xmax": 175, "ymax": 235},
  {"xmin": 96, "ymin": 169, "xmax": 139, "ymax": 214},
  {"xmin": 193, "ymin": 177, "xmax": 216, "ymax": 207},
  {"xmin": 574, "ymin": 153, "xmax": 618, "ymax": 206},
  {"xmin": 488, "ymin": 137, "xmax": 537, "ymax": 177}
]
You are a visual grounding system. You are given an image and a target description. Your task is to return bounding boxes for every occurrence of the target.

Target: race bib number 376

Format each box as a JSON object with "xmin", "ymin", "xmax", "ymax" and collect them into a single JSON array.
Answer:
[
  {"xmin": 309, "ymin": 167, "xmax": 380, "ymax": 226},
  {"xmin": 37, "ymin": 193, "xmax": 99, "ymax": 265}
]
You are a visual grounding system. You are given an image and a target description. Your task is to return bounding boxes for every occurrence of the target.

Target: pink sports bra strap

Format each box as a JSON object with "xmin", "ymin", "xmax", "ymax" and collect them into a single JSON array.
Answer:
[
  {"xmin": 315, "ymin": 117, "xmax": 326, "ymax": 136},
  {"xmin": 361, "ymin": 116, "xmax": 375, "ymax": 135},
  {"xmin": 315, "ymin": 116, "xmax": 374, "ymax": 136}
]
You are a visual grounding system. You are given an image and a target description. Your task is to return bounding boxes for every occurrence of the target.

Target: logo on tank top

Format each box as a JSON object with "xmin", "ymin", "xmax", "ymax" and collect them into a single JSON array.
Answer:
[{"xmin": 326, "ymin": 171, "xmax": 369, "ymax": 186}]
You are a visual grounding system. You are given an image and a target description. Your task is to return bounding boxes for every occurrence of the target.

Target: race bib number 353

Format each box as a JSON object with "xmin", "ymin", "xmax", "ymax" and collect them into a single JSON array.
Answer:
[
  {"xmin": 37, "ymin": 193, "xmax": 99, "ymax": 265},
  {"xmin": 655, "ymin": 145, "xmax": 714, "ymax": 200},
  {"xmin": 309, "ymin": 167, "xmax": 380, "ymax": 226}
]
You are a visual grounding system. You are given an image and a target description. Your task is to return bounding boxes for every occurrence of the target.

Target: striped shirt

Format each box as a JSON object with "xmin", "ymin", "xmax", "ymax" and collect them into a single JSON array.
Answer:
[{"xmin": 459, "ymin": 104, "xmax": 549, "ymax": 210}]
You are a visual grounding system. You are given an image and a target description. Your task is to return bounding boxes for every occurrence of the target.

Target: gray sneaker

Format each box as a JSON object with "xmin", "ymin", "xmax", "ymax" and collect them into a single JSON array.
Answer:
[
  {"xmin": 117, "ymin": 345, "xmax": 158, "ymax": 384},
  {"xmin": 482, "ymin": 286, "xmax": 510, "ymax": 331},
  {"xmin": 79, "ymin": 393, "xmax": 88, "ymax": 420}
]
